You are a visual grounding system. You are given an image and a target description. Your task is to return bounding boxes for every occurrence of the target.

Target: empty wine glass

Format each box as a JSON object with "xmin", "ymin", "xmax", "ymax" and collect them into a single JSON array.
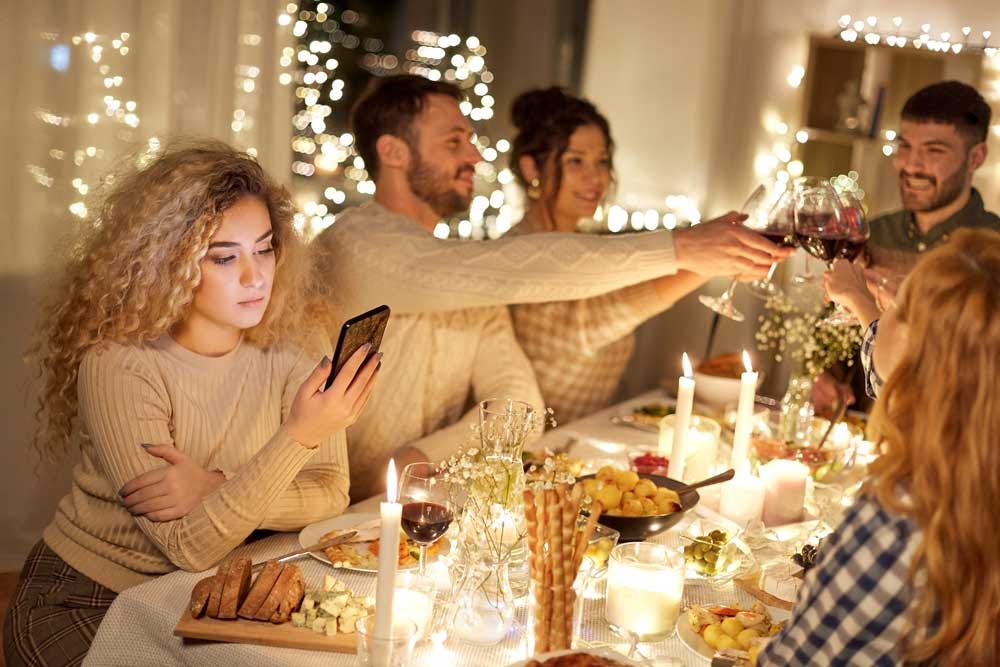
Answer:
[
  {"xmin": 698, "ymin": 185, "xmax": 778, "ymax": 322},
  {"xmin": 398, "ymin": 462, "xmax": 454, "ymax": 584}
]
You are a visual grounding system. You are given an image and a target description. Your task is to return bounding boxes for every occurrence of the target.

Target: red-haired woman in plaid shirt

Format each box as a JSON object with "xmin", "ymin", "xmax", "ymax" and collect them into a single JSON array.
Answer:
[{"xmin": 759, "ymin": 228, "xmax": 1000, "ymax": 666}]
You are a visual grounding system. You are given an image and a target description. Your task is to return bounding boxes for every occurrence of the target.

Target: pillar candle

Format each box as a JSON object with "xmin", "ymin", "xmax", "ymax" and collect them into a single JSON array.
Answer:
[
  {"xmin": 374, "ymin": 459, "xmax": 402, "ymax": 640},
  {"xmin": 666, "ymin": 353, "xmax": 695, "ymax": 479},
  {"xmin": 759, "ymin": 459, "xmax": 808, "ymax": 525},
  {"xmin": 729, "ymin": 351, "xmax": 758, "ymax": 475},
  {"xmin": 719, "ymin": 474, "xmax": 766, "ymax": 526}
]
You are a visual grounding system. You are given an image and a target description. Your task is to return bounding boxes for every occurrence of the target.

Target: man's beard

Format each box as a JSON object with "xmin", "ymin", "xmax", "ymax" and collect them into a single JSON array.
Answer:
[
  {"xmin": 898, "ymin": 158, "xmax": 968, "ymax": 213},
  {"xmin": 407, "ymin": 152, "xmax": 473, "ymax": 218}
]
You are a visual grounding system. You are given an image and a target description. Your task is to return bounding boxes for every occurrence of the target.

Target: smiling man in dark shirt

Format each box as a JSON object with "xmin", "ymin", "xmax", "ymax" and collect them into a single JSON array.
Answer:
[{"xmin": 868, "ymin": 80, "xmax": 1000, "ymax": 274}]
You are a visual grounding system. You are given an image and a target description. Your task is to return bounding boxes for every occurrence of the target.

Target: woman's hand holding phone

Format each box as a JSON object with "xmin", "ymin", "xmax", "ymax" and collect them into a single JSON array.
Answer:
[{"xmin": 286, "ymin": 345, "xmax": 381, "ymax": 447}]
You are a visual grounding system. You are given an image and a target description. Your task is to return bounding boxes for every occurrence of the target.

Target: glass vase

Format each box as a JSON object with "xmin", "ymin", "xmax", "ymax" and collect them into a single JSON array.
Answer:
[{"xmin": 779, "ymin": 374, "xmax": 815, "ymax": 444}]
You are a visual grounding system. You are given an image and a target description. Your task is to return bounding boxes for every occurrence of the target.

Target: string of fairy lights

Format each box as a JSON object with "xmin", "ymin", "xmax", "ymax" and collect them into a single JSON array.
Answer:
[{"xmin": 276, "ymin": 1, "xmax": 703, "ymax": 240}]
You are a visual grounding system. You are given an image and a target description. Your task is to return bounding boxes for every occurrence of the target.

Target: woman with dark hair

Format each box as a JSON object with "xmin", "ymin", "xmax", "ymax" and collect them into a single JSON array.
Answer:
[{"xmin": 507, "ymin": 88, "xmax": 716, "ymax": 422}]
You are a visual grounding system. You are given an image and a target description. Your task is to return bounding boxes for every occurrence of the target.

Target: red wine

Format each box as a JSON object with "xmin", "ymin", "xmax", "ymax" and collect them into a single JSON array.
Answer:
[
  {"xmin": 762, "ymin": 232, "xmax": 796, "ymax": 248},
  {"xmin": 401, "ymin": 502, "xmax": 453, "ymax": 545},
  {"xmin": 837, "ymin": 238, "xmax": 868, "ymax": 261},
  {"xmin": 796, "ymin": 233, "xmax": 847, "ymax": 262}
]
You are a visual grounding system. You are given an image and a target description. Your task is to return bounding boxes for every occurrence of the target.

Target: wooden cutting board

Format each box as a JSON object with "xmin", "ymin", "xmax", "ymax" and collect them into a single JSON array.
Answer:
[
  {"xmin": 734, "ymin": 574, "xmax": 794, "ymax": 611},
  {"xmin": 174, "ymin": 609, "xmax": 356, "ymax": 653}
]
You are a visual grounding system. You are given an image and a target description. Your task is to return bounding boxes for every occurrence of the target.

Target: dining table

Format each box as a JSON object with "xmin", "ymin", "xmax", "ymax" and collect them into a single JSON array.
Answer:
[{"xmin": 84, "ymin": 389, "xmax": 856, "ymax": 667}]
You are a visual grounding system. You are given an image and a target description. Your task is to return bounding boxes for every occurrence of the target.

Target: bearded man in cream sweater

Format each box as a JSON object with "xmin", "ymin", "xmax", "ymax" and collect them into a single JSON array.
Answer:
[{"xmin": 315, "ymin": 76, "xmax": 789, "ymax": 500}]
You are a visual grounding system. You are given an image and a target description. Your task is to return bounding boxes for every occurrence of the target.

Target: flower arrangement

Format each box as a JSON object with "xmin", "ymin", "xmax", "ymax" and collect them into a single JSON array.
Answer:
[{"xmin": 755, "ymin": 292, "xmax": 863, "ymax": 379}]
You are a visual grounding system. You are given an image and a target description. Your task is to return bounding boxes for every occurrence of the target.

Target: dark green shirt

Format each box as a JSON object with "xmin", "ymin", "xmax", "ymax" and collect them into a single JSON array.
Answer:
[{"xmin": 869, "ymin": 188, "xmax": 1000, "ymax": 252}]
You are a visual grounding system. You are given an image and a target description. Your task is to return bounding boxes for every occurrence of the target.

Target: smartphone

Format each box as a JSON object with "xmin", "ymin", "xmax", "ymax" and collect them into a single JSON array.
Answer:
[{"xmin": 324, "ymin": 304, "xmax": 391, "ymax": 391}]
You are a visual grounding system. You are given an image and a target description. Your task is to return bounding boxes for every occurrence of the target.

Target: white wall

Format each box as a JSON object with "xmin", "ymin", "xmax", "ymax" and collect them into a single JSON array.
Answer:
[{"xmin": 581, "ymin": 0, "xmax": 1000, "ymax": 395}]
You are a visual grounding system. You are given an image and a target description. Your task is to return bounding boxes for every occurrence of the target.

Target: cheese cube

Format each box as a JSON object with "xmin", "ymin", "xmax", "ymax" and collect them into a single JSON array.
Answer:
[
  {"xmin": 290, "ymin": 612, "xmax": 306, "ymax": 628},
  {"xmin": 311, "ymin": 617, "xmax": 327, "ymax": 633}
]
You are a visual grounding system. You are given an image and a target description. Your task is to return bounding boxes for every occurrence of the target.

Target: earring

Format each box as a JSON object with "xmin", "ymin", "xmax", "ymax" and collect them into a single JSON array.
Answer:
[{"xmin": 527, "ymin": 178, "xmax": 542, "ymax": 200}]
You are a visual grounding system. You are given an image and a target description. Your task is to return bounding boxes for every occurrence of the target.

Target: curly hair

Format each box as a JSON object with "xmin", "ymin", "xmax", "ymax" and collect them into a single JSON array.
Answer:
[
  {"xmin": 31, "ymin": 139, "xmax": 330, "ymax": 459},
  {"xmin": 868, "ymin": 228, "xmax": 1000, "ymax": 665}
]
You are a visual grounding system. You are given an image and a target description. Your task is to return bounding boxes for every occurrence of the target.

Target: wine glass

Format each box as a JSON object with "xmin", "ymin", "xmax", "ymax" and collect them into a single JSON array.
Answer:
[
  {"xmin": 698, "ymin": 184, "xmax": 779, "ymax": 322},
  {"xmin": 398, "ymin": 462, "xmax": 454, "ymax": 584},
  {"xmin": 747, "ymin": 183, "xmax": 798, "ymax": 299},
  {"xmin": 824, "ymin": 191, "xmax": 871, "ymax": 325}
]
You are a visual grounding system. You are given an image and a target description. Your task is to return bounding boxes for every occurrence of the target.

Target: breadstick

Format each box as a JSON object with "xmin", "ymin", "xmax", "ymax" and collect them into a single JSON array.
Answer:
[
  {"xmin": 559, "ymin": 484, "xmax": 577, "ymax": 642},
  {"xmin": 523, "ymin": 489, "xmax": 546, "ymax": 653},
  {"xmin": 546, "ymin": 488, "xmax": 566, "ymax": 650},
  {"xmin": 573, "ymin": 500, "xmax": 603, "ymax": 574},
  {"xmin": 536, "ymin": 488, "xmax": 552, "ymax": 653}
]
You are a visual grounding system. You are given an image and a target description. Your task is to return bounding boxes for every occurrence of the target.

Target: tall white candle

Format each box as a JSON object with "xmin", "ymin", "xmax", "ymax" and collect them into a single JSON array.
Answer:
[
  {"xmin": 759, "ymin": 459, "xmax": 809, "ymax": 526},
  {"xmin": 374, "ymin": 459, "xmax": 402, "ymax": 640},
  {"xmin": 729, "ymin": 351, "xmax": 758, "ymax": 475},
  {"xmin": 666, "ymin": 353, "xmax": 695, "ymax": 479},
  {"xmin": 719, "ymin": 474, "xmax": 766, "ymax": 527}
]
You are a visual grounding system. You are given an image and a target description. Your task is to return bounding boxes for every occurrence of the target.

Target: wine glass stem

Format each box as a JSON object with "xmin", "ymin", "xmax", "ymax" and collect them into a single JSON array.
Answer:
[
  {"xmin": 764, "ymin": 262, "xmax": 778, "ymax": 281},
  {"xmin": 723, "ymin": 280, "xmax": 737, "ymax": 301},
  {"xmin": 418, "ymin": 544, "xmax": 428, "ymax": 577}
]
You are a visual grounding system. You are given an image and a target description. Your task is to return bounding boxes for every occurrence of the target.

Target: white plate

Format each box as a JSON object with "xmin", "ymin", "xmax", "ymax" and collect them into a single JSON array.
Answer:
[
  {"xmin": 506, "ymin": 647, "xmax": 642, "ymax": 666},
  {"xmin": 677, "ymin": 605, "xmax": 791, "ymax": 662},
  {"xmin": 298, "ymin": 513, "xmax": 450, "ymax": 573}
]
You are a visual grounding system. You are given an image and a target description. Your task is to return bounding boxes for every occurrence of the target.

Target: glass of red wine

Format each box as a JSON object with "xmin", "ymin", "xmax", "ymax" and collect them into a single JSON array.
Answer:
[
  {"xmin": 699, "ymin": 183, "xmax": 794, "ymax": 320},
  {"xmin": 825, "ymin": 190, "xmax": 871, "ymax": 325},
  {"xmin": 398, "ymin": 462, "xmax": 454, "ymax": 583},
  {"xmin": 794, "ymin": 180, "xmax": 869, "ymax": 325},
  {"xmin": 747, "ymin": 183, "xmax": 798, "ymax": 299}
]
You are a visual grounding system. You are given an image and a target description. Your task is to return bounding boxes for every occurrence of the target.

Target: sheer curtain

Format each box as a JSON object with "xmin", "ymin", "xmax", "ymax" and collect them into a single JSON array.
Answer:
[{"xmin": 0, "ymin": 0, "xmax": 294, "ymax": 569}]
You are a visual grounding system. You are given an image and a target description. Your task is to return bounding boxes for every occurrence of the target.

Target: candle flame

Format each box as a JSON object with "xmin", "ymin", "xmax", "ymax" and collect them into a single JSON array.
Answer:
[
  {"xmin": 742, "ymin": 350, "xmax": 753, "ymax": 373},
  {"xmin": 386, "ymin": 458, "xmax": 398, "ymax": 503},
  {"xmin": 682, "ymin": 352, "xmax": 693, "ymax": 378}
]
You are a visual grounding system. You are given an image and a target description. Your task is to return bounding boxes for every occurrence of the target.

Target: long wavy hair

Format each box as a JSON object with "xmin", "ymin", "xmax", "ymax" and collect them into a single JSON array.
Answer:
[
  {"xmin": 31, "ymin": 139, "xmax": 329, "ymax": 459},
  {"xmin": 868, "ymin": 228, "xmax": 1000, "ymax": 665}
]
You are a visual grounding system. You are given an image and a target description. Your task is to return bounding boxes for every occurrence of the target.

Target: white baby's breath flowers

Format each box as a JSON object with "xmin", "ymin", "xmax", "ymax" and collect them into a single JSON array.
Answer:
[{"xmin": 756, "ymin": 293, "xmax": 863, "ymax": 379}]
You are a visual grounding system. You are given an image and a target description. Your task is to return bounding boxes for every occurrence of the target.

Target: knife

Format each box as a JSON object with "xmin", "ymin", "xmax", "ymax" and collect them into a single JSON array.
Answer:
[{"xmin": 251, "ymin": 529, "xmax": 358, "ymax": 570}]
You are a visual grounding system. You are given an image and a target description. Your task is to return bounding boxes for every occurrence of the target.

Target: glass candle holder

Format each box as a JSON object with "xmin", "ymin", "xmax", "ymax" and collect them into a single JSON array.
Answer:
[
  {"xmin": 657, "ymin": 415, "xmax": 721, "ymax": 483},
  {"xmin": 605, "ymin": 542, "xmax": 685, "ymax": 642},
  {"xmin": 356, "ymin": 616, "xmax": 418, "ymax": 667}
]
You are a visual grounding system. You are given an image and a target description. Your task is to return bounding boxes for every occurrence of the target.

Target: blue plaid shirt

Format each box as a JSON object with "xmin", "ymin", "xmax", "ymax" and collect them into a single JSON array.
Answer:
[
  {"xmin": 861, "ymin": 319, "xmax": 883, "ymax": 398},
  {"xmin": 757, "ymin": 494, "xmax": 919, "ymax": 666}
]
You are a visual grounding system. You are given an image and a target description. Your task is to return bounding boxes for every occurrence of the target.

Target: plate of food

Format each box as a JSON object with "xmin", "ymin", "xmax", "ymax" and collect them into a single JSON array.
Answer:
[
  {"xmin": 298, "ymin": 514, "xmax": 448, "ymax": 572},
  {"xmin": 579, "ymin": 466, "xmax": 698, "ymax": 542},
  {"xmin": 506, "ymin": 647, "xmax": 642, "ymax": 666},
  {"xmin": 610, "ymin": 402, "xmax": 675, "ymax": 432},
  {"xmin": 677, "ymin": 602, "xmax": 786, "ymax": 662}
]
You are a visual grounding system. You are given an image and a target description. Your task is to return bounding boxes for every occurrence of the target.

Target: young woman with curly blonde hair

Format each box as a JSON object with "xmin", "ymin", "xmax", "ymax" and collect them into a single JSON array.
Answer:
[
  {"xmin": 3, "ymin": 140, "xmax": 380, "ymax": 666},
  {"xmin": 759, "ymin": 227, "xmax": 1000, "ymax": 666}
]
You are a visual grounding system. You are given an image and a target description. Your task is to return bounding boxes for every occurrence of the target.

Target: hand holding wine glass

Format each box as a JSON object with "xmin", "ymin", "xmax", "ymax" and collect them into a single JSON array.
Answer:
[{"xmin": 398, "ymin": 462, "xmax": 454, "ymax": 583}]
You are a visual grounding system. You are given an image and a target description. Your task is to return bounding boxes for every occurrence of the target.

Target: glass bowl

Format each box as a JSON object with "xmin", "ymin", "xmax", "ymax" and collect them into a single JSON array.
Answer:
[
  {"xmin": 750, "ymin": 410, "xmax": 860, "ymax": 482},
  {"xmin": 582, "ymin": 522, "xmax": 620, "ymax": 576},
  {"xmin": 680, "ymin": 515, "xmax": 752, "ymax": 585}
]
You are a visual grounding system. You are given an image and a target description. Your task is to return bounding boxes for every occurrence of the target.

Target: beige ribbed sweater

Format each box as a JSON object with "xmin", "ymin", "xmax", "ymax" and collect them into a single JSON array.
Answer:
[
  {"xmin": 315, "ymin": 203, "xmax": 546, "ymax": 501},
  {"xmin": 43, "ymin": 335, "xmax": 350, "ymax": 593}
]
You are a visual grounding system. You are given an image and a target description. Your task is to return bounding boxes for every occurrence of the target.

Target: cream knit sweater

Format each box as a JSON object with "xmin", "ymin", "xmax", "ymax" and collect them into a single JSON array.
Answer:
[{"xmin": 43, "ymin": 334, "xmax": 349, "ymax": 593}]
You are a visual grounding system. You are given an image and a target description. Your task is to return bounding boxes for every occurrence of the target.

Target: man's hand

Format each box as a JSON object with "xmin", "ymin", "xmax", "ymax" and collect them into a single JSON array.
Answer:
[
  {"xmin": 823, "ymin": 259, "xmax": 880, "ymax": 328},
  {"xmin": 811, "ymin": 371, "xmax": 855, "ymax": 420},
  {"xmin": 672, "ymin": 212, "xmax": 794, "ymax": 280},
  {"xmin": 120, "ymin": 445, "xmax": 226, "ymax": 522}
]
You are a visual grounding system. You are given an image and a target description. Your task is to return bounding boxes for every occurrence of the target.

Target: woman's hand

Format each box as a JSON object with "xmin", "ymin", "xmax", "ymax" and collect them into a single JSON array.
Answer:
[
  {"xmin": 120, "ymin": 445, "xmax": 225, "ymax": 522},
  {"xmin": 823, "ymin": 259, "xmax": 881, "ymax": 328},
  {"xmin": 285, "ymin": 345, "xmax": 382, "ymax": 447}
]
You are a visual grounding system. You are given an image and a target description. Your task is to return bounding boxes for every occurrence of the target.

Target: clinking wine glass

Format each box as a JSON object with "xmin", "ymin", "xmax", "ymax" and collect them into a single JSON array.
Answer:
[
  {"xmin": 398, "ymin": 462, "xmax": 454, "ymax": 584},
  {"xmin": 824, "ymin": 190, "xmax": 871, "ymax": 326},
  {"xmin": 747, "ymin": 183, "xmax": 797, "ymax": 299},
  {"xmin": 698, "ymin": 184, "xmax": 779, "ymax": 322}
]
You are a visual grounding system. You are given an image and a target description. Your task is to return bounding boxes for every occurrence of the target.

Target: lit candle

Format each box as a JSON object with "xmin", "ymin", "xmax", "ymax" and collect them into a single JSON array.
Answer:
[
  {"xmin": 605, "ymin": 542, "xmax": 685, "ymax": 641},
  {"xmin": 659, "ymin": 415, "xmax": 720, "ymax": 483},
  {"xmin": 730, "ymin": 351, "xmax": 758, "ymax": 475},
  {"xmin": 719, "ymin": 474, "xmax": 766, "ymax": 527},
  {"xmin": 393, "ymin": 577, "xmax": 434, "ymax": 640},
  {"xmin": 666, "ymin": 353, "xmax": 695, "ymax": 479},
  {"xmin": 759, "ymin": 459, "xmax": 809, "ymax": 525},
  {"xmin": 374, "ymin": 459, "xmax": 402, "ymax": 640}
]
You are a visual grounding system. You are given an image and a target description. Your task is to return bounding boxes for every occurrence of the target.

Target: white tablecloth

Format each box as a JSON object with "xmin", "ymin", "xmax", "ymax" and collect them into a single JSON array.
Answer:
[{"xmin": 85, "ymin": 391, "xmax": 767, "ymax": 667}]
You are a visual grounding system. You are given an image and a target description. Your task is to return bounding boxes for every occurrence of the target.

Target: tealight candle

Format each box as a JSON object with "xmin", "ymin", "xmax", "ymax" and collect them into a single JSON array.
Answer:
[
  {"xmin": 759, "ymin": 459, "xmax": 809, "ymax": 525},
  {"xmin": 605, "ymin": 542, "xmax": 685, "ymax": 641},
  {"xmin": 719, "ymin": 474, "xmax": 766, "ymax": 527},
  {"xmin": 666, "ymin": 353, "xmax": 695, "ymax": 479},
  {"xmin": 659, "ymin": 415, "xmax": 720, "ymax": 483},
  {"xmin": 393, "ymin": 574, "xmax": 434, "ymax": 640},
  {"xmin": 730, "ymin": 351, "xmax": 758, "ymax": 475},
  {"xmin": 374, "ymin": 460, "xmax": 402, "ymax": 641}
]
